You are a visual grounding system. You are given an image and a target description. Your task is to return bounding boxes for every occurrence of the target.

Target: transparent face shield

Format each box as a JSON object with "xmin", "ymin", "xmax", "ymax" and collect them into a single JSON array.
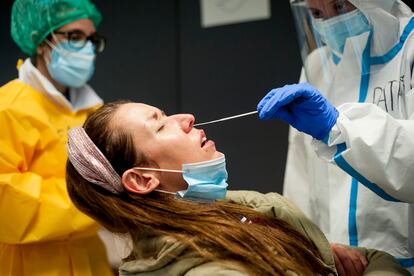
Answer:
[{"xmin": 290, "ymin": 0, "xmax": 375, "ymax": 83}]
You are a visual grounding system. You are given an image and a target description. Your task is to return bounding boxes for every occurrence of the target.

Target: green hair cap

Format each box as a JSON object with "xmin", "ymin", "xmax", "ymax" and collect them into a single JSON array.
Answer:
[{"xmin": 11, "ymin": 0, "xmax": 102, "ymax": 55}]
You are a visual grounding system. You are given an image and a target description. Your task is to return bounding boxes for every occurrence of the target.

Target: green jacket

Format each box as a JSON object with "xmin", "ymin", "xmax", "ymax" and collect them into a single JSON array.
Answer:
[{"xmin": 119, "ymin": 191, "xmax": 409, "ymax": 276}]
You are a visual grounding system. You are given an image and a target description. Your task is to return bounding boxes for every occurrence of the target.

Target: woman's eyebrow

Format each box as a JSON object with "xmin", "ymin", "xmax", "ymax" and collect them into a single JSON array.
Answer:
[{"xmin": 149, "ymin": 110, "xmax": 166, "ymax": 121}]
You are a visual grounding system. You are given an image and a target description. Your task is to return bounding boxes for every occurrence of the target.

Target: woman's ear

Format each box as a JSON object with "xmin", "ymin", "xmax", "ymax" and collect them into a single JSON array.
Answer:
[{"xmin": 121, "ymin": 168, "xmax": 160, "ymax": 194}]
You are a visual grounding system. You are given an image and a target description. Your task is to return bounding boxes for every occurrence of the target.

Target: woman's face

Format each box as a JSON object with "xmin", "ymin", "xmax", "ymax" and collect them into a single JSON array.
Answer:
[
  {"xmin": 307, "ymin": 0, "xmax": 357, "ymax": 19},
  {"xmin": 114, "ymin": 103, "xmax": 223, "ymax": 191}
]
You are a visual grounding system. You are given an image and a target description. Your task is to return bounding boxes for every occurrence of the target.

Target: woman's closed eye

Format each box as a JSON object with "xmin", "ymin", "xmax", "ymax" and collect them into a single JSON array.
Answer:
[{"xmin": 157, "ymin": 124, "xmax": 165, "ymax": 132}]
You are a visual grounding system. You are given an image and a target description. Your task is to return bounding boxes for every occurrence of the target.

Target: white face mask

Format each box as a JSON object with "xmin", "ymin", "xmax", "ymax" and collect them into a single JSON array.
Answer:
[{"xmin": 137, "ymin": 155, "xmax": 228, "ymax": 201}]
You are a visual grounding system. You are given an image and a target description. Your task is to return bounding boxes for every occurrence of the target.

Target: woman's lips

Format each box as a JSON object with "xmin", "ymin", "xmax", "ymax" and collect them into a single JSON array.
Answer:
[
  {"xmin": 201, "ymin": 136, "xmax": 207, "ymax": 146},
  {"xmin": 200, "ymin": 129, "xmax": 206, "ymax": 146},
  {"xmin": 202, "ymin": 140, "xmax": 215, "ymax": 149},
  {"xmin": 199, "ymin": 129, "xmax": 216, "ymax": 150}
]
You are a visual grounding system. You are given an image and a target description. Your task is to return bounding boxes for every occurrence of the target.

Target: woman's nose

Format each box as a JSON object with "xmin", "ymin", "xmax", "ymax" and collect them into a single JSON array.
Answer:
[{"xmin": 174, "ymin": 114, "xmax": 195, "ymax": 132}]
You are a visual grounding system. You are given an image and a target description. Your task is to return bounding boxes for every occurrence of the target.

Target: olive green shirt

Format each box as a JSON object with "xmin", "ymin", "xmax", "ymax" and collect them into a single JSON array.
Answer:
[{"xmin": 119, "ymin": 190, "xmax": 409, "ymax": 276}]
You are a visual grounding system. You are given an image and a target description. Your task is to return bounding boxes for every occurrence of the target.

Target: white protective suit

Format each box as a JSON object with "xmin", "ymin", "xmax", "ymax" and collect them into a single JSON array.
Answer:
[{"xmin": 284, "ymin": 0, "xmax": 414, "ymax": 270}]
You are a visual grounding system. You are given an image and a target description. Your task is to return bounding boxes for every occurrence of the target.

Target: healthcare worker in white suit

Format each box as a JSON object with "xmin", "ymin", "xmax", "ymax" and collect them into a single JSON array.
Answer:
[{"xmin": 257, "ymin": 0, "xmax": 414, "ymax": 272}]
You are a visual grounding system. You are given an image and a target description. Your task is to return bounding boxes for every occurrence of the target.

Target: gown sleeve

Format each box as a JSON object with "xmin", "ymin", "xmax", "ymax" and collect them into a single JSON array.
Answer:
[{"xmin": 314, "ymin": 102, "xmax": 414, "ymax": 203}]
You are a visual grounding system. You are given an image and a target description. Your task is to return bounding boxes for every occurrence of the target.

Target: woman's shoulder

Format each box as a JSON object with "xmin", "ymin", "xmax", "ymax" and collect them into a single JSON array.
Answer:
[{"xmin": 226, "ymin": 190, "xmax": 302, "ymax": 217}]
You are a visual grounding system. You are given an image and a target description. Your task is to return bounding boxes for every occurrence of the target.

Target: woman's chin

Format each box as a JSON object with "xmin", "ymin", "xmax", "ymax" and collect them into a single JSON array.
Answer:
[{"xmin": 213, "ymin": 151, "xmax": 224, "ymax": 159}]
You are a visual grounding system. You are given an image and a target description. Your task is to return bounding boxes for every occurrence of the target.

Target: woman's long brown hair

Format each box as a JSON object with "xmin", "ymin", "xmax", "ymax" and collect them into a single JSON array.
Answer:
[{"xmin": 66, "ymin": 101, "xmax": 333, "ymax": 275}]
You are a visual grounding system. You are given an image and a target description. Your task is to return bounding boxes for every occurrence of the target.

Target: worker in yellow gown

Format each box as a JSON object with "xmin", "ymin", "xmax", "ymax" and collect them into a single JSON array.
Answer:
[{"xmin": 0, "ymin": 0, "xmax": 112, "ymax": 275}]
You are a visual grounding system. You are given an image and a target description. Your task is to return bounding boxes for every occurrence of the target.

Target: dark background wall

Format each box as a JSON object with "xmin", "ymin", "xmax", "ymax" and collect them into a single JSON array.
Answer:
[{"xmin": 1, "ymin": 0, "xmax": 304, "ymax": 193}]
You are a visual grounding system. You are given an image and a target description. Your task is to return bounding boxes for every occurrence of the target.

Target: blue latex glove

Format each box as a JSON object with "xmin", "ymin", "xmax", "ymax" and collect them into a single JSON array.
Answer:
[{"xmin": 257, "ymin": 82, "xmax": 339, "ymax": 140}]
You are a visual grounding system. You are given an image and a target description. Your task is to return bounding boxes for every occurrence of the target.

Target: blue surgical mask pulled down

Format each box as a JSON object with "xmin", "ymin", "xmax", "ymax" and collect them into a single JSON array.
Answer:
[
  {"xmin": 45, "ymin": 40, "xmax": 96, "ymax": 88},
  {"xmin": 313, "ymin": 9, "xmax": 371, "ymax": 55},
  {"xmin": 136, "ymin": 155, "xmax": 228, "ymax": 201}
]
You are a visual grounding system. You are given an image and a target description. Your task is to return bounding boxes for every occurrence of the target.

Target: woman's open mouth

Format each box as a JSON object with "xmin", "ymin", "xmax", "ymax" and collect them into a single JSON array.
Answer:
[
  {"xmin": 203, "ymin": 140, "xmax": 215, "ymax": 148},
  {"xmin": 201, "ymin": 136, "xmax": 207, "ymax": 147},
  {"xmin": 200, "ymin": 130, "xmax": 215, "ymax": 149}
]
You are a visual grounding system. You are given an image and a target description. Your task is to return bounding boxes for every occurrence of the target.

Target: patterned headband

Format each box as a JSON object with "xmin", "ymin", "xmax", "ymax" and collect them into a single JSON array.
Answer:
[{"xmin": 67, "ymin": 127, "xmax": 123, "ymax": 194}]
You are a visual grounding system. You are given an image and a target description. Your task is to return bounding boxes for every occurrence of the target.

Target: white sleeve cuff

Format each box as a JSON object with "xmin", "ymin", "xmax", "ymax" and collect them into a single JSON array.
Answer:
[{"xmin": 311, "ymin": 112, "xmax": 349, "ymax": 162}]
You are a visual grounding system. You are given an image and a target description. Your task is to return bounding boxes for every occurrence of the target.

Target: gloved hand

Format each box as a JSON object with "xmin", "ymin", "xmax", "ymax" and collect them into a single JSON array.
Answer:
[{"xmin": 257, "ymin": 82, "xmax": 339, "ymax": 140}]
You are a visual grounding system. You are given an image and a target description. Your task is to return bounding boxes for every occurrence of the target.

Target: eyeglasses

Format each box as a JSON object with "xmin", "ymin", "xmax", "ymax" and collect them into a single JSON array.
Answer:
[{"xmin": 53, "ymin": 31, "xmax": 106, "ymax": 53}]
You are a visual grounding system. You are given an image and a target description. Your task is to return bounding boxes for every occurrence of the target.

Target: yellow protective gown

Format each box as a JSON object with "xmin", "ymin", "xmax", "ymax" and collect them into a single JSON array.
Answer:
[{"xmin": 0, "ymin": 80, "xmax": 112, "ymax": 276}]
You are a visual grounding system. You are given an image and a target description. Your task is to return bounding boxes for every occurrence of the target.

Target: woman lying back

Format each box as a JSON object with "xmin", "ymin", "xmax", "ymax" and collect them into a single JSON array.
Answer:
[{"xmin": 66, "ymin": 101, "xmax": 408, "ymax": 276}]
